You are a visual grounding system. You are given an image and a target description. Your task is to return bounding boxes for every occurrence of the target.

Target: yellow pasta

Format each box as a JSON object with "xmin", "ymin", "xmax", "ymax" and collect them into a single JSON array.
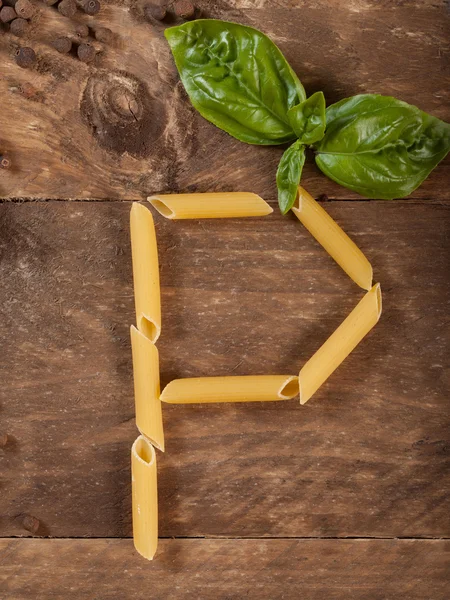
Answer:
[
  {"xmin": 131, "ymin": 435, "xmax": 158, "ymax": 561},
  {"xmin": 160, "ymin": 375, "xmax": 299, "ymax": 404},
  {"xmin": 299, "ymin": 283, "xmax": 382, "ymax": 404},
  {"xmin": 130, "ymin": 326, "xmax": 164, "ymax": 452},
  {"xmin": 148, "ymin": 192, "xmax": 273, "ymax": 219},
  {"xmin": 130, "ymin": 203, "xmax": 161, "ymax": 343},
  {"xmin": 292, "ymin": 186, "xmax": 373, "ymax": 291}
]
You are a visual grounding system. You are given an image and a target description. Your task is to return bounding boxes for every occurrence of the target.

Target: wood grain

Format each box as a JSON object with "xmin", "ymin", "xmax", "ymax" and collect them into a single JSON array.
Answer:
[
  {"xmin": 0, "ymin": 1, "xmax": 448, "ymax": 201},
  {"xmin": 1, "ymin": 539, "xmax": 449, "ymax": 600},
  {"xmin": 0, "ymin": 201, "xmax": 449, "ymax": 538}
]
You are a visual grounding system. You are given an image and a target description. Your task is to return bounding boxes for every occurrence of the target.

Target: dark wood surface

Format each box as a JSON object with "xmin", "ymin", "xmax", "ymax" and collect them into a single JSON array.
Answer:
[
  {"xmin": 1, "ymin": 201, "xmax": 449, "ymax": 539},
  {"xmin": 1, "ymin": 539, "xmax": 449, "ymax": 600},
  {"xmin": 0, "ymin": 1, "xmax": 449, "ymax": 201},
  {"xmin": 1, "ymin": 0, "xmax": 449, "ymax": 597}
]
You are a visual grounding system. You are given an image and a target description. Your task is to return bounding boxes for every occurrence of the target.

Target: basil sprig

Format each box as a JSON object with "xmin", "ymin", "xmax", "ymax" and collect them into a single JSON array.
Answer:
[{"xmin": 165, "ymin": 19, "xmax": 450, "ymax": 213}]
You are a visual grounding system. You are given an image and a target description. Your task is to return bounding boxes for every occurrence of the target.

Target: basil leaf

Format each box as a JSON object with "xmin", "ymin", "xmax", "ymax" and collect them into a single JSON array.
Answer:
[
  {"xmin": 314, "ymin": 94, "xmax": 450, "ymax": 198},
  {"xmin": 276, "ymin": 140, "xmax": 306, "ymax": 214},
  {"xmin": 287, "ymin": 91, "xmax": 326, "ymax": 144},
  {"xmin": 165, "ymin": 19, "xmax": 306, "ymax": 145}
]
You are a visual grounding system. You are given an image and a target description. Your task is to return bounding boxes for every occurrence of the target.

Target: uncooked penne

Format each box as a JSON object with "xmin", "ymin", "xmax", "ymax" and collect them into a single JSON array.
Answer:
[
  {"xmin": 130, "ymin": 326, "xmax": 164, "ymax": 452},
  {"xmin": 130, "ymin": 203, "xmax": 161, "ymax": 343},
  {"xmin": 299, "ymin": 283, "xmax": 382, "ymax": 404},
  {"xmin": 131, "ymin": 435, "xmax": 158, "ymax": 561},
  {"xmin": 148, "ymin": 192, "xmax": 273, "ymax": 219},
  {"xmin": 292, "ymin": 186, "xmax": 373, "ymax": 291},
  {"xmin": 160, "ymin": 375, "xmax": 299, "ymax": 404}
]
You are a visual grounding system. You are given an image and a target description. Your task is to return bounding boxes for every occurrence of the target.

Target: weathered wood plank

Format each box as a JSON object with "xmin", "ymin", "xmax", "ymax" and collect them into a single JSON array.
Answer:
[
  {"xmin": 0, "ymin": 1, "xmax": 448, "ymax": 200},
  {"xmin": 1, "ymin": 539, "xmax": 449, "ymax": 600},
  {"xmin": 0, "ymin": 201, "xmax": 448, "ymax": 538}
]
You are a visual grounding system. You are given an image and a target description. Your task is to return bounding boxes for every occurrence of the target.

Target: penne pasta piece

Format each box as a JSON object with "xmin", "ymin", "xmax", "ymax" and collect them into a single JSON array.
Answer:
[
  {"xmin": 148, "ymin": 192, "xmax": 273, "ymax": 219},
  {"xmin": 131, "ymin": 435, "xmax": 158, "ymax": 561},
  {"xmin": 130, "ymin": 326, "xmax": 164, "ymax": 452},
  {"xmin": 130, "ymin": 203, "xmax": 161, "ymax": 343},
  {"xmin": 292, "ymin": 186, "xmax": 373, "ymax": 291},
  {"xmin": 160, "ymin": 375, "xmax": 299, "ymax": 404},
  {"xmin": 299, "ymin": 283, "xmax": 382, "ymax": 404}
]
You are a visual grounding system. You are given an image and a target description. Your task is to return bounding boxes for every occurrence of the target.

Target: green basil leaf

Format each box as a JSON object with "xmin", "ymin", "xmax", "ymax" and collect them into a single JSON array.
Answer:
[
  {"xmin": 276, "ymin": 140, "xmax": 306, "ymax": 214},
  {"xmin": 314, "ymin": 94, "xmax": 450, "ymax": 198},
  {"xmin": 165, "ymin": 19, "xmax": 306, "ymax": 145},
  {"xmin": 287, "ymin": 91, "xmax": 326, "ymax": 144}
]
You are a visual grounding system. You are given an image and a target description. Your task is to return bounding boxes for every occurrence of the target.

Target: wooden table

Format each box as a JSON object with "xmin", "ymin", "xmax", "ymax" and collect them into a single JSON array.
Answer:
[{"xmin": 1, "ymin": 1, "xmax": 449, "ymax": 598}]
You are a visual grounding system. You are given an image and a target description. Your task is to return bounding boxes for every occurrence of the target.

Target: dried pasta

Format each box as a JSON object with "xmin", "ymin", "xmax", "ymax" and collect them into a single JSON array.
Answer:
[
  {"xmin": 128, "ymin": 186, "xmax": 382, "ymax": 562},
  {"xmin": 292, "ymin": 186, "xmax": 373, "ymax": 291},
  {"xmin": 130, "ymin": 203, "xmax": 161, "ymax": 343},
  {"xmin": 131, "ymin": 435, "xmax": 158, "ymax": 560},
  {"xmin": 299, "ymin": 283, "xmax": 382, "ymax": 404},
  {"xmin": 148, "ymin": 192, "xmax": 273, "ymax": 219},
  {"xmin": 160, "ymin": 375, "xmax": 299, "ymax": 404},
  {"xmin": 130, "ymin": 325, "xmax": 164, "ymax": 452}
]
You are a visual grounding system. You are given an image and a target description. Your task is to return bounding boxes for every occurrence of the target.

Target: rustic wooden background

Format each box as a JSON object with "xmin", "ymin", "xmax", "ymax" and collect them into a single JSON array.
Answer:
[{"xmin": 1, "ymin": 0, "xmax": 449, "ymax": 598}]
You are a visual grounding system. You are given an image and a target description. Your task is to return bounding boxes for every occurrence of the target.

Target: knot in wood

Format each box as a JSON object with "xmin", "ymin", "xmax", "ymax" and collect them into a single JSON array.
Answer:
[
  {"xmin": 80, "ymin": 70, "xmax": 166, "ymax": 158},
  {"xmin": 109, "ymin": 87, "xmax": 141, "ymax": 121}
]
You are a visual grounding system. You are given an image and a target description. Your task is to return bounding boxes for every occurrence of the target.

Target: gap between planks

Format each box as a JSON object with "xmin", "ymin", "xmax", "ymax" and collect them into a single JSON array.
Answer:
[
  {"xmin": 1, "ymin": 535, "xmax": 449, "ymax": 540},
  {"xmin": 1, "ymin": 197, "xmax": 449, "ymax": 205}
]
